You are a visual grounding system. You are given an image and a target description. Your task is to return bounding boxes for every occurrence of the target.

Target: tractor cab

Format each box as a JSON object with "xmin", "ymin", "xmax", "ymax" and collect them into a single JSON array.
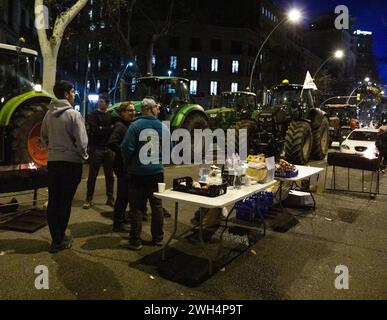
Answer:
[
  {"xmin": 134, "ymin": 76, "xmax": 190, "ymax": 122},
  {"xmin": 0, "ymin": 43, "xmax": 38, "ymax": 106},
  {"xmin": 268, "ymin": 81, "xmax": 315, "ymax": 119}
]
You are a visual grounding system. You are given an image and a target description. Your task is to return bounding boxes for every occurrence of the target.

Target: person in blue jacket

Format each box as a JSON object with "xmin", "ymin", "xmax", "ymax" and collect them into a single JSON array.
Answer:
[{"xmin": 121, "ymin": 97, "xmax": 170, "ymax": 250}]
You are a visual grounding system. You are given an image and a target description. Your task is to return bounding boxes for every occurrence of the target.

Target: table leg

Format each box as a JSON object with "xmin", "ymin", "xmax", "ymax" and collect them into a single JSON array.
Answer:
[
  {"xmin": 198, "ymin": 207, "xmax": 213, "ymax": 275},
  {"xmin": 162, "ymin": 201, "xmax": 179, "ymax": 261}
]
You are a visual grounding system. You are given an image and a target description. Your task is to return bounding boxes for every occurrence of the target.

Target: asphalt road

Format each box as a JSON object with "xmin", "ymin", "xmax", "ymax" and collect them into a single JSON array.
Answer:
[{"xmin": 0, "ymin": 159, "xmax": 387, "ymax": 300}]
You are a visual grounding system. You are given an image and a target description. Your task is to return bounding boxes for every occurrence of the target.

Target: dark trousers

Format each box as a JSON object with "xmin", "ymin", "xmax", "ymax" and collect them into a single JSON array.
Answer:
[
  {"xmin": 113, "ymin": 173, "xmax": 133, "ymax": 225},
  {"xmin": 47, "ymin": 161, "xmax": 82, "ymax": 244},
  {"xmin": 86, "ymin": 147, "xmax": 114, "ymax": 200},
  {"xmin": 130, "ymin": 173, "xmax": 164, "ymax": 244}
]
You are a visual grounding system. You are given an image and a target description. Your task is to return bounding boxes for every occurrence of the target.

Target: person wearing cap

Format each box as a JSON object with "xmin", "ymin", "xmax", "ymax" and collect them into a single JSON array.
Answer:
[
  {"xmin": 41, "ymin": 80, "xmax": 88, "ymax": 253},
  {"xmin": 120, "ymin": 97, "xmax": 170, "ymax": 250}
]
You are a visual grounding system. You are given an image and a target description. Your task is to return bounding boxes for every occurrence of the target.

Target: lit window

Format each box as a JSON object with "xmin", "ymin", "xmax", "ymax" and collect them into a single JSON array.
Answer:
[
  {"xmin": 170, "ymin": 56, "xmax": 177, "ymax": 69},
  {"xmin": 87, "ymin": 60, "xmax": 91, "ymax": 70},
  {"xmin": 191, "ymin": 57, "xmax": 198, "ymax": 71},
  {"xmin": 190, "ymin": 80, "xmax": 198, "ymax": 95},
  {"xmin": 232, "ymin": 60, "xmax": 239, "ymax": 74},
  {"xmin": 97, "ymin": 80, "xmax": 100, "ymax": 90},
  {"xmin": 152, "ymin": 55, "xmax": 156, "ymax": 65},
  {"xmin": 90, "ymin": 23, "xmax": 96, "ymax": 31},
  {"xmin": 231, "ymin": 82, "xmax": 238, "ymax": 92},
  {"xmin": 87, "ymin": 80, "xmax": 90, "ymax": 89},
  {"xmin": 98, "ymin": 42, "xmax": 102, "ymax": 51},
  {"xmin": 211, "ymin": 59, "xmax": 219, "ymax": 72},
  {"xmin": 100, "ymin": 21, "xmax": 106, "ymax": 29},
  {"xmin": 98, "ymin": 59, "xmax": 101, "ymax": 70},
  {"xmin": 262, "ymin": 7, "xmax": 265, "ymax": 15},
  {"xmin": 88, "ymin": 43, "xmax": 91, "ymax": 51},
  {"xmin": 210, "ymin": 81, "xmax": 218, "ymax": 95},
  {"xmin": 89, "ymin": 9, "xmax": 93, "ymax": 20}
]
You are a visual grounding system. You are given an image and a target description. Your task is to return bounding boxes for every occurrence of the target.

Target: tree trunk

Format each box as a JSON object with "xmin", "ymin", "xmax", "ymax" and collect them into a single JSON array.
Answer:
[{"xmin": 42, "ymin": 52, "xmax": 58, "ymax": 96}]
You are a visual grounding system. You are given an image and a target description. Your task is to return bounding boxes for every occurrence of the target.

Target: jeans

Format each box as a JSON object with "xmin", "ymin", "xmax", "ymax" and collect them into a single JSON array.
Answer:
[
  {"xmin": 86, "ymin": 147, "xmax": 114, "ymax": 200},
  {"xmin": 47, "ymin": 161, "xmax": 82, "ymax": 244},
  {"xmin": 113, "ymin": 173, "xmax": 133, "ymax": 225},
  {"xmin": 129, "ymin": 173, "xmax": 164, "ymax": 245}
]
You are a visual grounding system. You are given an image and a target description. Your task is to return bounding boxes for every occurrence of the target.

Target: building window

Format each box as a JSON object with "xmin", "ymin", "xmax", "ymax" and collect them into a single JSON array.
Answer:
[
  {"xmin": 98, "ymin": 59, "xmax": 101, "ymax": 70},
  {"xmin": 88, "ymin": 9, "xmax": 93, "ymax": 20},
  {"xmin": 98, "ymin": 41, "xmax": 102, "ymax": 51},
  {"xmin": 211, "ymin": 39, "xmax": 222, "ymax": 52},
  {"xmin": 169, "ymin": 37, "xmax": 180, "ymax": 49},
  {"xmin": 231, "ymin": 82, "xmax": 238, "ymax": 92},
  {"xmin": 191, "ymin": 57, "xmax": 198, "ymax": 71},
  {"xmin": 190, "ymin": 38, "xmax": 202, "ymax": 51},
  {"xmin": 152, "ymin": 55, "xmax": 156, "ymax": 65},
  {"xmin": 97, "ymin": 80, "xmax": 100, "ymax": 90},
  {"xmin": 210, "ymin": 81, "xmax": 218, "ymax": 95},
  {"xmin": 211, "ymin": 59, "xmax": 219, "ymax": 72},
  {"xmin": 262, "ymin": 7, "xmax": 265, "ymax": 15},
  {"xmin": 87, "ymin": 59, "xmax": 91, "ymax": 70},
  {"xmin": 232, "ymin": 60, "xmax": 239, "ymax": 74},
  {"xmin": 231, "ymin": 41, "xmax": 242, "ymax": 55},
  {"xmin": 87, "ymin": 80, "xmax": 91, "ymax": 89},
  {"xmin": 190, "ymin": 80, "xmax": 198, "ymax": 95},
  {"xmin": 170, "ymin": 56, "xmax": 177, "ymax": 70}
]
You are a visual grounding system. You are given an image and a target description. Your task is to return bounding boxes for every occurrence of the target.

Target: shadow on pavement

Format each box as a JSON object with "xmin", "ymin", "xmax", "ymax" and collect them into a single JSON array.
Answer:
[
  {"xmin": 69, "ymin": 221, "xmax": 112, "ymax": 238},
  {"xmin": 80, "ymin": 236, "xmax": 122, "ymax": 251},
  {"xmin": 0, "ymin": 239, "xmax": 49, "ymax": 254},
  {"xmin": 52, "ymin": 250, "xmax": 125, "ymax": 300}
]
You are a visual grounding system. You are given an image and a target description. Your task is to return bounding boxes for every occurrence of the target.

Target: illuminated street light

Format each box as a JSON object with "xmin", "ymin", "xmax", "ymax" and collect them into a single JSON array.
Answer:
[
  {"xmin": 248, "ymin": 8, "xmax": 302, "ymax": 91},
  {"xmin": 167, "ymin": 70, "xmax": 172, "ymax": 77},
  {"xmin": 313, "ymin": 49, "xmax": 345, "ymax": 79},
  {"xmin": 364, "ymin": 77, "xmax": 370, "ymax": 82}
]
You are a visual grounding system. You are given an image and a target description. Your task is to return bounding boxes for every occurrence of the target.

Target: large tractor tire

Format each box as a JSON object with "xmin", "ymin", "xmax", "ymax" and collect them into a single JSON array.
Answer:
[
  {"xmin": 311, "ymin": 117, "xmax": 329, "ymax": 160},
  {"xmin": 284, "ymin": 121, "xmax": 312, "ymax": 165},
  {"xmin": 180, "ymin": 112, "xmax": 209, "ymax": 163},
  {"xmin": 229, "ymin": 119, "xmax": 256, "ymax": 156},
  {"xmin": 8, "ymin": 103, "xmax": 49, "ymax": 167}
]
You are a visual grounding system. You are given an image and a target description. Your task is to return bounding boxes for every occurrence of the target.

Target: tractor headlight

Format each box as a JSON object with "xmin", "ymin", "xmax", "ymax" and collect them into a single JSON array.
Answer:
[
  {"xmin": 208, "ymin": 113, "xmax": 217, "ymax": 118},
  {"xmin": 34, "ymin": 84, "xmax": 42, "ymax": 92},
  {"xmin": 341, "ymin": 144, "xmax": 350, "ymax": 150}
]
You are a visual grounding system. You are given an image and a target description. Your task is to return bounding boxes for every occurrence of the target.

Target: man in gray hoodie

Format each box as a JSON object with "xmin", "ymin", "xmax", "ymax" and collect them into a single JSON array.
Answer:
[{"xmin": 41, "ymin": 80, "xmax": 88, "ymax": 253}]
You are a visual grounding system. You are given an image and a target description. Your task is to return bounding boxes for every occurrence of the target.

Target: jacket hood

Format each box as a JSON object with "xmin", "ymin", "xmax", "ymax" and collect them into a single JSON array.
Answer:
[{"xmin": 49, "ymin": 99, "xmax": 73, "ymax": 117}]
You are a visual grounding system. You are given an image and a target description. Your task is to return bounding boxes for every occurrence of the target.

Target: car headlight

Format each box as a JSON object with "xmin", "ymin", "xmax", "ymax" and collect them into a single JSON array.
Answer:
[{"xmin": 341, "ymin": 144, "xmax": 350, "ymax": 150}]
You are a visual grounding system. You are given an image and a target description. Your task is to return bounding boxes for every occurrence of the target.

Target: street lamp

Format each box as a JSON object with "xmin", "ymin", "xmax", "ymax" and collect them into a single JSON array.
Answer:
[
  {"xmin": 364, "ymin": 77, "xmax": 370, "ymax": 82},
  {"xmin": 313, "ymin": 49, "xmax": 344, "ymax": 79},
  {"xmin": 248, "ymin": 8, "xmax": 302, "ymax": 91},
  {"xmin": 167, "ymin": 70, "xmax": 172, "ymax": 77}
]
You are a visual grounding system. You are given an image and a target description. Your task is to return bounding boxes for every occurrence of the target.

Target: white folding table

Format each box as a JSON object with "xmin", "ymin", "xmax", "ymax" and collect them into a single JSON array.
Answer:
[
  {"xmin": 154, "ymin": 180, "xmax": 276, "ymax": 274},
  {"xmin": 275, "ymin": 165, "xmax": 324, "ymax": 210}
]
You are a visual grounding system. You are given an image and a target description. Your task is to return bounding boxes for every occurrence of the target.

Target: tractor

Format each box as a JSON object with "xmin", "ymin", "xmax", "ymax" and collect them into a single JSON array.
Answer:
[
  {"xmin": 0, "ymin": 42, "xmax": 51, "ymax": 167},
  {"xmin": 322, "ymin": 103, "xmax": 358, "ymax": 144},
  {"xmin": 109, "ymin": 76, "xmax": 209, "ymax": 160},
  {"xmin": 246, "ymin": 80, "xmax": 330, "ymax": 165},
  {"xmin": 206, "ymin": 91, "xmax": 259, "ymax": 130}
]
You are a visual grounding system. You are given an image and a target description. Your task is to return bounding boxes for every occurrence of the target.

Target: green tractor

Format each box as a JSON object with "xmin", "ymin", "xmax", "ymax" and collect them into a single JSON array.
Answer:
[
  {"xmin": 206, "ymin": 91, "xmax": 259, "ymax": 130},
  {"xmin": 110, "ymin": 76, "xmax": 209, "ymax": 148},
  {"xmin": 248, "ymin": 80, "xmax": 330, "ymax": 164},
  {"xmin": 0, "ymin": 43, "xmax": 51, "ymax": 167}
]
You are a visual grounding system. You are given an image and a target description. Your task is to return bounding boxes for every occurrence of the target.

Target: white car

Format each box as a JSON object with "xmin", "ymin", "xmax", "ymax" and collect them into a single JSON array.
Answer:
[{"xmin": 340, "ymin": 128, "xmax": 379, "ymax": 158}]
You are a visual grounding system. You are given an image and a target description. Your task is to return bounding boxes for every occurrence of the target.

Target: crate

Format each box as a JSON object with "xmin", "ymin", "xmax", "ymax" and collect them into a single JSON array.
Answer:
[
  {"xmin": 173, "ymin": 177, "xmax": 228, "ymax": 197},
  {"xmin": 275, "ymin": 169, "xmax": 299, "ymax": 178},
  {"xmin": 236, "ymin": 192, "xmax": 273, "ymax": 222}
]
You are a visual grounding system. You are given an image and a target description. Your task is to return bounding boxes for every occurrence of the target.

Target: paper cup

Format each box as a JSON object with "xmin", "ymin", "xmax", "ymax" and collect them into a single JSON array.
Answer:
[{"xmin": 158, "ymin": 183, "xmax": 166, "ymax": 193}]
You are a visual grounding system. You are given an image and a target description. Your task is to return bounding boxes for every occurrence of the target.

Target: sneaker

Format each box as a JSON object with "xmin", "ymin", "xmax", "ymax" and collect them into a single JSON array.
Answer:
[
  {"xmin": 106, "ymin": 198, "xmax": 115, "ymax": 207},
  {"xmin": 152, "ymin": 240, "xmax": 163, "ymax": 247},
  {"xmin": 49, "ymin": 235, "xmax": 73, "ymax": 253},
  {"xmin": 112, "ymin": 223, "xmax": 130, "ymax": 233},
  {"xmin": 120, "ymin": 240, "xmax": 142, "ymax": 251},
  {"xmin": 82, "ymin": 200, "xmax": 93, "ymax": 209}
]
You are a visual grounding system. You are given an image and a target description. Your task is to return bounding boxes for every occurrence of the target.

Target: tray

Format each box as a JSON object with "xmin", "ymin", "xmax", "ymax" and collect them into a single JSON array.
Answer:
[{"xmin": 173, "ymin": 177, "xmax": 228, "ymax": 197}]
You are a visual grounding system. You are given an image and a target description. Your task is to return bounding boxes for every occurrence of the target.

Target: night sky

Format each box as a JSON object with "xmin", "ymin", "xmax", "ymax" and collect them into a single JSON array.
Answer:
[{"xmin": 275, "ymin": 0, "xmax": 387, "ymax": 83}]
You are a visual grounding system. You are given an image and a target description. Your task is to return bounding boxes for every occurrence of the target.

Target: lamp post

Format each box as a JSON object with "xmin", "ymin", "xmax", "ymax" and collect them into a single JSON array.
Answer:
[
  {"xmin": 346, "ymin": 78, "xmax": 372, "ymax": 104},
  {"xmin": 313, "ymin": 49, "xmax": 344, "ymax": 79},
  {"xmin": 248, "ymin": 8, "xmax": 302, "ymax": 92}
]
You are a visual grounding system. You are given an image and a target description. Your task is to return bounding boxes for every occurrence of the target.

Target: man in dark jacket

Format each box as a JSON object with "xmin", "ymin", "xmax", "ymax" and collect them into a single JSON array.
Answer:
[
  {"xmin": 108, "ymin": 102, "xmax": 136, "ymax": 232},
  {"xmin": 41, "ymin": 80, "xmax": 88, "ymax": 253},
  {"xmin": 121, "ymin": 97, "xmax": 170, "ymax": 250},
  {"xmin": 83, "ymin": 93, "xmax": 115, "ymax": 209}
]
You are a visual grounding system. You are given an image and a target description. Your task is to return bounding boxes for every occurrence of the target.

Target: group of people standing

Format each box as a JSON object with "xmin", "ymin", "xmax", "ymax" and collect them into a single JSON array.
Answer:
[{"xmin": 41, "ymin": 80, "xmax": 169, "ymax": 253}]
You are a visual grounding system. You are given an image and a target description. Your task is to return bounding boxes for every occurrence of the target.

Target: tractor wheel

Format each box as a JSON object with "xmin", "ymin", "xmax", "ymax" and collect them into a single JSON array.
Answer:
[
  {"xmin": 180, "ymin": 113, "xmax": 209, "ymax": 162},
  {"xmin": 311, "ymin": 117, "xmax": 329, "ymax": 160},
  {"xmin": 284, "ymin": 121, "xmax": 312, "ymax": 165},
  {"xmin": 229, "ymin": 120, "xmax": 256, "ymax": 156},
  {"xmin": 8, "ymin": 104, "xmax": 49, "ymax": 167}
]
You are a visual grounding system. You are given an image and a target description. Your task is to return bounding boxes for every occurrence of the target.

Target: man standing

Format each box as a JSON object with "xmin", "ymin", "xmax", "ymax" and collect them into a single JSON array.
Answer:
[
  {"xmin": 121, "ymin": 97, "xmax": 170, "ymax": 250},
  {"xmin": 83, "ymin": 93, "xmax": 115, "ymax": 209},
  {"xmin": 108, "ymin": 102, "xmax": 136, "ymax": 232},
  {"xmin": 41, "ymin": 80, "xmax": 88, "ymax": 253}
]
